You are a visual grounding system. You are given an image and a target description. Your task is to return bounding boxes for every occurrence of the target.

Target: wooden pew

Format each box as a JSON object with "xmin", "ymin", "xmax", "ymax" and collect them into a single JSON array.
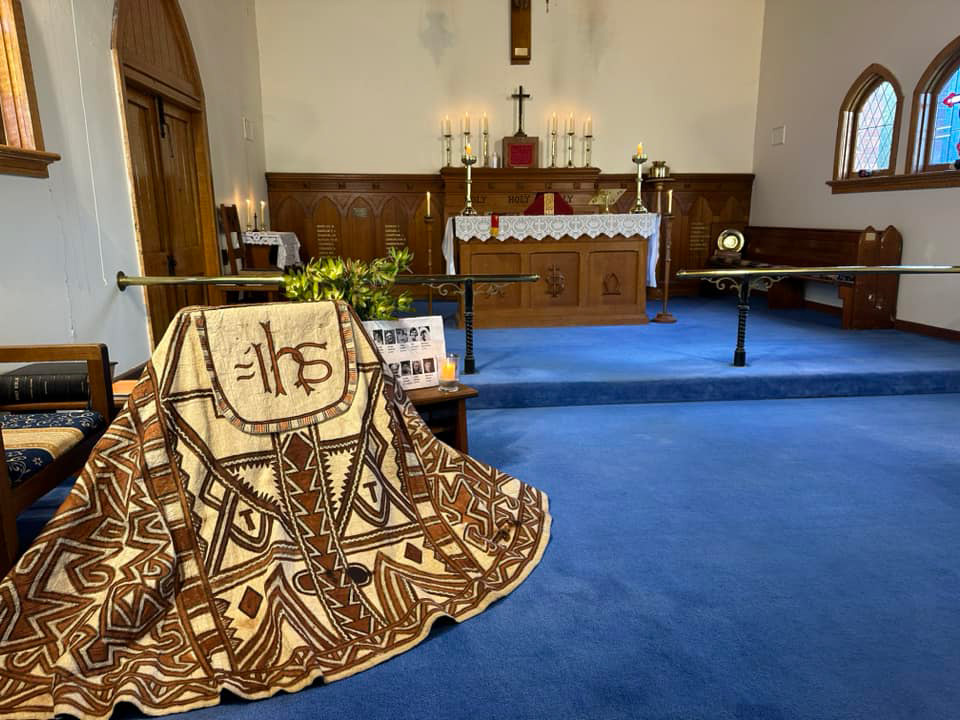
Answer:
[{"xmin": 731, "ymin": 225, "xmax": 902, "ymax": 329}]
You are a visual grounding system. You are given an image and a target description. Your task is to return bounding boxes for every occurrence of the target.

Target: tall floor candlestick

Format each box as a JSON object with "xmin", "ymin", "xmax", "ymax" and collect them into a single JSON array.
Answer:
[
  {"xmin": 651, "ymin": 178, "xmax": 677, "ymax": 323},
  {"xmin": 630, "ymin": 151, "xmax": 649, "ymax": 213},
  {"xmin": 424, "ymin": 212, "xmax": 435, "ymax": 314},
  {"xmin": 461, "ymin": 152, "xmax": 478, "ymax": 215}
]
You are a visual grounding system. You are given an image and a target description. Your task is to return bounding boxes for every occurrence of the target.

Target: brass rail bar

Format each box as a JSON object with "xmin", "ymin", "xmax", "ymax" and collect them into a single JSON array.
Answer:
[
  {"xmin": 677, "ymin": 265, "xmax": 960, "ymax": 279},
  {"xmin": 676, "ymin": 264, "xmax": 960, "ymax": 367},
  {"xmin": 115, "ymin": 271, "xmax": 539, "ymax": 375}
]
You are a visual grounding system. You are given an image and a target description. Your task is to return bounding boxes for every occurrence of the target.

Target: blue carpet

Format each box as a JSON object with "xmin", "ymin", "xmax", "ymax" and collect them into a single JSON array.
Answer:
[
  {"xmin": 416, "ymin": 297, "xmax": 960, "ymax": 408},
  {"xmin": 30, "ymin": 393, "xmax": 958, "ymax": 720}
]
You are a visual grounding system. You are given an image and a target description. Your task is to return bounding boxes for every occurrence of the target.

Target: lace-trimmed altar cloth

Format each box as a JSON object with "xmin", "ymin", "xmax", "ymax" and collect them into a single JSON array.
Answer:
[
  {"xmin": 0, "ymin": 301, "xmax": 550, "ymax": 720},
  {"xmin": 242, "ymin": 230, "xmax": 302, "ymax": 268},
  {"xmin": 442, "ymin": 213, "xmax": 660, "ymax": 286}
]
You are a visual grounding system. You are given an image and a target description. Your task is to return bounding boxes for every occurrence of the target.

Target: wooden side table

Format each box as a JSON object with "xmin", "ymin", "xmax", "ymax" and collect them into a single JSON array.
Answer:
[{"xmin": 405, "ymin": 384, "xmax": 478, "ymax": 453}]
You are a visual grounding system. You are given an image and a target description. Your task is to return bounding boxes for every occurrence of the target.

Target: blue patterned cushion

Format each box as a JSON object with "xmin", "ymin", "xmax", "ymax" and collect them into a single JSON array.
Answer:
[{"xmin": 2, "ymin": 411, "xmax": 105, "ymax": 486}]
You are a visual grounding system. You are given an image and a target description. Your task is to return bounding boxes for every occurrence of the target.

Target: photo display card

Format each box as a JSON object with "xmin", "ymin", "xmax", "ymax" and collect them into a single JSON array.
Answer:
[{"xmin": 362, "ymin": 316, "xmax": 446, "ymax": 390}]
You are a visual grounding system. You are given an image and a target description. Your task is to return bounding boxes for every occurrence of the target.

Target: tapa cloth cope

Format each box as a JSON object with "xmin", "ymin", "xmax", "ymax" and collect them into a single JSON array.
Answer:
[{"xmin": 0, "ymin": 301, "xmax": 550, "ymax": 719}]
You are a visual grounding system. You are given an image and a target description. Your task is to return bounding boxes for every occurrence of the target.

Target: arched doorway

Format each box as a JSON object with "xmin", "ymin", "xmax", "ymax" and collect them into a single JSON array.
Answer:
[{"xmin": 113, "ymin": 0, "xmax": 219, "ymax": 343}]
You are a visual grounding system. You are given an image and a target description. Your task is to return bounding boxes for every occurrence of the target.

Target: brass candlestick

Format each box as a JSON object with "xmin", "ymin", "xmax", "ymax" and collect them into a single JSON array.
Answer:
[
  {"xmin": 482, "ymin": 130, "xmax": 490, "ymax": 167},
  {"xmin": 631, "ymin": 153, "xmax": 649, "ymax": 213},
  {"xmin": 443, "ymin": 132, "xmax": 453, "ymax": 167},
  {"xmin": 652, "ymin": 184, "xmax": 677, "ymax": 323},
  {"xmin": 549, "ymin": 129, "xmax": 558, "ymax": 167},
  {"xmin": 583, "ymin": 134, "xmax": 593, "ymax": 167},
  {"xmin": 461, "ymin": 153, "xmax": 478, "ymax": 215},
  {"xmin": 566, "ymin": 130, "xmax": 575, "ymax": 167}
]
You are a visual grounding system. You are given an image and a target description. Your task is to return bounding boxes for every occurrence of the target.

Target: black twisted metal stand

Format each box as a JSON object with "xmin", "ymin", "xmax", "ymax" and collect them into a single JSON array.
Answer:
[
  {"xmin": 394, "ymin": 274, "xmax": 537, "ymax": 375},
  {"xmin": 704, "ymin": 275, "xmax": 782, "ymax": 367}
]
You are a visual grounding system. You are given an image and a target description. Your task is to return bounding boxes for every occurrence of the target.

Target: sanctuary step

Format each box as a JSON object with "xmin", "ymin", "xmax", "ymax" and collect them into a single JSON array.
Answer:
[{"xmin": 427, "ymin": 297, "xmax": 960, "ymax": 409}]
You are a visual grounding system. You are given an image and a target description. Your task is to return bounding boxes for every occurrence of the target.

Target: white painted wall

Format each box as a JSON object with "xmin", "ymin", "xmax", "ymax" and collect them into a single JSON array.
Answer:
[
  {"xmin": 751, "ymin": 0, "xmax": 960, "ymax": 329},
  {"xmin": 0, "ymin": 0, "xmax": 268, "ymax": 370},
  {"xmin": 255, "ymin": 0, "xmax": 765, "ymax": 174}
]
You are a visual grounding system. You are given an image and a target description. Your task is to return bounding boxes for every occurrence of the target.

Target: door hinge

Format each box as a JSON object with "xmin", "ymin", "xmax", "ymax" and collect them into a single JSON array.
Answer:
[{"xmin": 156, "ymin": 96, "xmax": 168, "ymax": 138}]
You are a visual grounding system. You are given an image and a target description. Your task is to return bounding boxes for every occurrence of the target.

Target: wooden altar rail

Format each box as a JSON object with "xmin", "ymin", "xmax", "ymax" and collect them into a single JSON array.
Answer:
[
  {"xmin": 115, "ymin": 272, "xmax": 539, "ymax": 375},
  {"xmin": 677, "ymin": 265, "xmax": 960, "ymax": 367}
]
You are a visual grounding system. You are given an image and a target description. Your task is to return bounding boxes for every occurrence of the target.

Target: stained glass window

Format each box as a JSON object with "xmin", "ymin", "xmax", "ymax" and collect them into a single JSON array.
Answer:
[
  {"xmin": 853, "ymin": 81, "xmax": 897, "ymax": 172},
  {"xmin": 931, "ymin": 65, "xmax": 960, "ymax": 165}
]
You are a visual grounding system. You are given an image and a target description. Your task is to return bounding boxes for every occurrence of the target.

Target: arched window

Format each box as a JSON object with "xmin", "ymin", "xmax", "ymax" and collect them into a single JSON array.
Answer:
[
  {"xmin": 834, "ymin": 64, "xmax": 903, "ymax": 180},
  {"xmin": 906, "ymin": 34, "xmax": 960, "ymax": 173}
]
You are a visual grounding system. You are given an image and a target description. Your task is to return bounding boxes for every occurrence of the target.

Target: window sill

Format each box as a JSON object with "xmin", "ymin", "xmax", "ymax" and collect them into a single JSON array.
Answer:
[
  {"xmin": 827, "ymin": 170, "xmax": 960, "ymax": 194},
  {"xmin": 0, "ymin": 146, "xmax": 61, "ymax": 178}
]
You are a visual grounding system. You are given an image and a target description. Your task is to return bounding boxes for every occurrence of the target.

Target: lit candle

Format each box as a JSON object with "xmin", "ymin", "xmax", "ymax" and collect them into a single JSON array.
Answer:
[
  {"xmin": 585, "ymin": 115, "xmax": 593, "ymax": 135},
  {"xmin": 443, "ymin": 115, "xmax": 451, "ymax": 134},
  {"xmin": 550, "ymin": 112, "xmax": 557, "ymax": 133},
  {"xmin": 667, "ymin": 188, "xmax": 673, "ymax": 214},
  {"xmin": 440, "ymin": 358, "xmax": 457, "ymax": 382},
  {"xmin": 426, "ymin": 190, "xmax": 431, "ymax": 216},
  {"xmin": 245, "ymin": 198, "xmax": 252, "ymax": 228},
  {"xmin": 463, "ymin": 112, "xmax": 470, "ymax": 134},
  {"xmin": 567, "ymin": 112, "xmax": 574, "ymax": 133},
  {"xmin": 636, "ymin": 142, "xmax": 644, "ymax": 157},
  {"xmin": 259, "ymin": 200, "xmax": 266, "ymax": 230},
  {"xmin": 465, "ymin": 143, "xmax": 472, "ymax": 157},
  {"xmin": 482, "ymin": 112, "xmax": 489, "ymax": 133}
]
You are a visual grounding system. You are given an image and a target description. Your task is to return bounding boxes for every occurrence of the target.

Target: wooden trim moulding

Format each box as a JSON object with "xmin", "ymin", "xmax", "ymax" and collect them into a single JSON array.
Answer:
[
  {"xmin": 894, "ymin": 317, "xmax": 960, "ymax": 343},
  {"xmin": 827, "ymin": 170, "xmax": 960, "ymax": 193},
  {"xmin": 266, "ymin": 172, "xmax": 443, "ymax": 193},
  {"xmin": 0, "ymin": 145, "xmax": 59, "ymax": 177}
]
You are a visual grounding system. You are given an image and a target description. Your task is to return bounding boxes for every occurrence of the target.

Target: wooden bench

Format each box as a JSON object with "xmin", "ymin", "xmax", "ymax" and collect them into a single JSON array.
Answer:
[{"xmin": 717, "ymin": 225, "xmax": 903, "ymax": 329}]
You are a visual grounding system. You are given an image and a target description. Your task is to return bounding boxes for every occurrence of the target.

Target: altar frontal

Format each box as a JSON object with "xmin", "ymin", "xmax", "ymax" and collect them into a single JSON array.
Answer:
[{"xmin": 0, "ymin": 301, "xmax": 551, "ymax": 720}]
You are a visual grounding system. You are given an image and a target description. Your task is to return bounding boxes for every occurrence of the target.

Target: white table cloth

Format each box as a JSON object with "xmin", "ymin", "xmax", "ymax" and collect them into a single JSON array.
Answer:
[
  {"xmin": 242, "ymin": 231, "xmax": 302, "ymax": 269},
  {"xmin": 442, "ymin": 213, "xmax": 661, "ymax": 286}
]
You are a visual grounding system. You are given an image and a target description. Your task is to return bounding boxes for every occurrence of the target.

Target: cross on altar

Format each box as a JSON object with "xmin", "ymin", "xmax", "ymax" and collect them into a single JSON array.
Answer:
[{"xmin": 511, "ymin": 85, "xmax": 531, "ymax": 137}]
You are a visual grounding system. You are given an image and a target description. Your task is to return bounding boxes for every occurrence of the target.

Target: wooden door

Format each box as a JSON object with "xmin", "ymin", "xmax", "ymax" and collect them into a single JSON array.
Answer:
[
  {"xmin": 125, "ymin": 84, "xmax": 206, "ymax": 340},
  {"xmin": 158, "ymin": 101, "xmax": 206, "ymax": 310},
  {"xmin": 125, "ymin": 85, "xmax": 177, "ymax": 340},
  {"xmin": 114, "ymin": 0, "xmax": 219, "ymax": 344}
]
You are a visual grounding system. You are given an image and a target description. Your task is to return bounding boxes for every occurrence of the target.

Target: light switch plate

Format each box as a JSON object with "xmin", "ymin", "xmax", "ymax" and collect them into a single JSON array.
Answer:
[{"xmin": 771, "ymin": 125, "xmax": 786, "ymax": 145}]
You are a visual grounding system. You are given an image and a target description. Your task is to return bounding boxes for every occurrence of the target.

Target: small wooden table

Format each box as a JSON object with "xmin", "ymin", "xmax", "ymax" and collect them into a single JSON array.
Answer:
[{"xmin": 406, "ymin": 384, "xmax": 478, "ymax": 453}]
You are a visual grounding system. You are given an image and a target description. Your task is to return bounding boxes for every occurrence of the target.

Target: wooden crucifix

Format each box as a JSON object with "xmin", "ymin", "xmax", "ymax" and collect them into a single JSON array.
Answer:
[
  {"xmin": 510, "ymin": 0, "xmax": 531, "ymax": 65},
  {"xmin": 503, "ymin": 84, "xmax": 539, "ymax": 167},
  {"xmin": 511, "ymin": 85, "xmax": 531, "ymax": 137}
]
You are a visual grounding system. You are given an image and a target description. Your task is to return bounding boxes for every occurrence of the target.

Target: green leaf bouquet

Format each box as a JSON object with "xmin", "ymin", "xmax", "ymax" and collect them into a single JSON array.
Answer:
[{"xmin": 282, "ymin": 247, "xmax": 415, "ymax": 321}]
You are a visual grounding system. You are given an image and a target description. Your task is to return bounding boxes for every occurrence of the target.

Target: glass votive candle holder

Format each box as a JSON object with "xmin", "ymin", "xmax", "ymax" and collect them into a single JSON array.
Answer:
[{"xmin": 439, "ymin": 352, "xmax": 459, "ymax": 392}]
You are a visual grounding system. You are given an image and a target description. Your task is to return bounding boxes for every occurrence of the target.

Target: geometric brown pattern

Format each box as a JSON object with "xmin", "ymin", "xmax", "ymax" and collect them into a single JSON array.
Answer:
[{"xmin": 0, "ymin": 300, "xmax": 550, "ymax": 720}]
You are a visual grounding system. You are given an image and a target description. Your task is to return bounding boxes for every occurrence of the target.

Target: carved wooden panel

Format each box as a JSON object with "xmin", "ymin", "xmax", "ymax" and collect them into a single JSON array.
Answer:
[
  {"xmin": 266, "ymin": 174, "xmax": 444, "ymax": 276},
  {"xmin": 345, "ymin": 197, "xmax": 377, "ymax": 260},
  {"xmin": 589, "ymin": 251, "xmax": 640, "ymax": 307},
  {"xmin": 528, "ymin": 252, "xmax": 579, "ymax": 307},
  {"xmin": 311, "ymin": 196, "xmax": 341, "ymax": 260},
  {"xmin": 470, "ymin": 252, "xmax": 523, "ymax": 310}
]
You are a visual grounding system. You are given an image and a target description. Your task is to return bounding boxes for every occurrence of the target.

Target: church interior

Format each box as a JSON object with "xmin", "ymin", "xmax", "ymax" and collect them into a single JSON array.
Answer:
[{"xmin": 2, "ymin": 1, "xmax": 960, "ymax": 718}]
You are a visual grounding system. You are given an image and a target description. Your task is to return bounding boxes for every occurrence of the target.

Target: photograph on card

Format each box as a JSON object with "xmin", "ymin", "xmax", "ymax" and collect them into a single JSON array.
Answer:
[{"xmin": 362, "ymin": 316, "xmax": 447, "ymax": 390}]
